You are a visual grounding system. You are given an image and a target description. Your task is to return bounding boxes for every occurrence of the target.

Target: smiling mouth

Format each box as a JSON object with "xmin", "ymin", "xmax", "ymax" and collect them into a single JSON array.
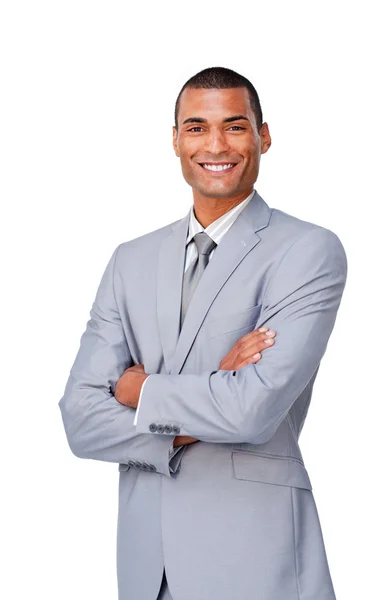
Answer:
[{"xmin": 198, "ymin": 162, "xmax": 238, "ymax": 173}]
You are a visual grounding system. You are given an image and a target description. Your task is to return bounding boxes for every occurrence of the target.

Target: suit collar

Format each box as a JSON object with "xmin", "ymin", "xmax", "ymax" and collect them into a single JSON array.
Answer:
[{"xmin": 157, "ymin": 189, "xmax": 272, "ymax": 374}]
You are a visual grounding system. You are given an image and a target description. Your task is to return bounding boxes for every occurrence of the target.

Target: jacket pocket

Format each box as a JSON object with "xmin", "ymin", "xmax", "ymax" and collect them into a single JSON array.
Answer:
[
  {"xmin": 231, "ymin": 451, "xmax": 312, "ymax": 490},
  {"xmin": 206, "ymin": 303, "xmax": 262, "ymax": 339}
]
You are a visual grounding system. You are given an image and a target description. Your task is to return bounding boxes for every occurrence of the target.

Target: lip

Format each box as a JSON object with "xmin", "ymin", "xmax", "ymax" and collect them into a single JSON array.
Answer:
[{"xmin": 197, "ymin": 162, "xmax": 238, "ymax": 175}]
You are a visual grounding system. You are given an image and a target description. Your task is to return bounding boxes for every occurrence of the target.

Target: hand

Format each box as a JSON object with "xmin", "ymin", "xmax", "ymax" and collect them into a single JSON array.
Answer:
[
  {"xmin": 173, "ymin": 435, "xmax": 199, "ymax": 447},
  {"xmin": 114, "ymin": 363, "xmax": 149, "ymax": 408},
  {"xmin": 219, "ymin": 326, "xmax": 276, "ymax": 371}
]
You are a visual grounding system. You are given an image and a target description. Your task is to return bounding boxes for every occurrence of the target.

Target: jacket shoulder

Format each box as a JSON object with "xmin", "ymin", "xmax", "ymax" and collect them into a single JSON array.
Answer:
[
  {"xmin": 117, "ymin": 216, "xmax": 184, "ymax": 254},
  {"xmin": 112, "ymin": 215, "xmax": 185, "ymax": 269},
  {"xmin": 268, "ymin": 206, "xmax": 346, "ymax": 251}
]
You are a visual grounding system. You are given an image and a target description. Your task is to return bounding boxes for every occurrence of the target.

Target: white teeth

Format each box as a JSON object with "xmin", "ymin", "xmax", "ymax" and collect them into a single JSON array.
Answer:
[{"xmin": 202, "ymin": 163, "xmax": 235, "ymax": 171}]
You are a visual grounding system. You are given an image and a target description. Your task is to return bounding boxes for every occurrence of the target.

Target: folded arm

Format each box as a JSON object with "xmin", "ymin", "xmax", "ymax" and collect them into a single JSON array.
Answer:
[
  {"xmin": 135, "ymin": 227, "xmax": 348, "ymax": 445},
  {"xmin": 58, "ymin": 244, "xmax": 185, "ymax": 477}
]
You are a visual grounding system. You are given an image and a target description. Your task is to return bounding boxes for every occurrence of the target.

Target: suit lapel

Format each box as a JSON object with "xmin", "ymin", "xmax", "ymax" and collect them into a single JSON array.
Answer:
[{"xmin": 156, "ymin": 190, "xmax": 272, "ymax": 375}]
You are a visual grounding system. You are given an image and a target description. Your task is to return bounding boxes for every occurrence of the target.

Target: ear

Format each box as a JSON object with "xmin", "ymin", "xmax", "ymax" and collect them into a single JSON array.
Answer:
[
  {"xmin": 260, "ymin": 122, "xmax": 272, "ymax": 155},
  {"xmin": 172, "ymin": 126, "xmax": 180, "ymax": 157}
]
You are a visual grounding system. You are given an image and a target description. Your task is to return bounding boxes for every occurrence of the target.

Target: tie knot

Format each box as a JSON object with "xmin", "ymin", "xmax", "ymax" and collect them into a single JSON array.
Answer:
[{"xmin": 193, "ymin": 232, "xmax": 217, "ymax": 256}]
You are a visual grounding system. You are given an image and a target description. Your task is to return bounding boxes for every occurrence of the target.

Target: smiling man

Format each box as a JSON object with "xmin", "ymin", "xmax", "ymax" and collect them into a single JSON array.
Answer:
[
  {"xmin": 59, "ymin": 67, "xmax": 347, "ymax": 600},
  {"xmin": 173, "ymin": 83, "xmax": 270, "ymax": 227}
]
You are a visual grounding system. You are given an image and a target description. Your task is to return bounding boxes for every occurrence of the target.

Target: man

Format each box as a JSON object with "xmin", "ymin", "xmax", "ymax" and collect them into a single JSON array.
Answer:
[{"xmin": 59, "ymin": 66, "xmax": 347, "ymax": 600}]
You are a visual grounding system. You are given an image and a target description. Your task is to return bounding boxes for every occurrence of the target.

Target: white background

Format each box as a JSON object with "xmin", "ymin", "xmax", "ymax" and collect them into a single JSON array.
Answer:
[{"xmin": 1, "ymin": 1, "xmax": 381, "ymax": 598}]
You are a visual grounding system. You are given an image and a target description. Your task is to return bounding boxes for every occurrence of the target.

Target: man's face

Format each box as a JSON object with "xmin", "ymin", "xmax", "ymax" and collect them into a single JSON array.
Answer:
[{"xmin": 173, "ymin": 87, "xmax": 271, "ymax": 200}]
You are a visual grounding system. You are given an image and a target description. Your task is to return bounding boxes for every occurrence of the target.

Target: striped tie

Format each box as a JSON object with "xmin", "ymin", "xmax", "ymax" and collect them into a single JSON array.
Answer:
[{"xmin": 180, "ymin": 232, "xmax": 217, "ymax": 328}]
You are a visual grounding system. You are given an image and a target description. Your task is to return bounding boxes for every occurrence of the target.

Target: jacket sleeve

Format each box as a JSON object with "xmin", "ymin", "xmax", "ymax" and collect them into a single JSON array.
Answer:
[
  {"xmin": 134, "ymin": 227, "xmax": 348, "ymax": 445},
  {"xmin": 58, "ymin": 244, "xmax": 183, "ymax": 477}
]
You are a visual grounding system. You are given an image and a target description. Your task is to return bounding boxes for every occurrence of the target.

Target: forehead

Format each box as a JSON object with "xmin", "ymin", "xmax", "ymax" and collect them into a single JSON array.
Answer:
[{"xmin": 178, "ymin": 87, "xmax": 253, "ymax": 122}]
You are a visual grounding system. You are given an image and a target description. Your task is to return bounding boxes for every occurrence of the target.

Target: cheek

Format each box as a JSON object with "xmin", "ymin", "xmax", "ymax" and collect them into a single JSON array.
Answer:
[
  {"xmin": 241, "ymin": 148, "xmax": 259, "ymax": 171},
  {"xmin": 179, "ymin": 156, "xmax": 199, "ymax": 182},
  {"xmin": 237, "ymin": 139, "xmax": 257, "ymax": 159},
  {"xmin": 179, "ymin": 137, "xmax": 201, "ymax": 159},
  {"xmin": 180, "ymin": 155, "xmax": 196, "ymax": 172},
  {"xmin": 179, "ymin": 150, "xmax": 200, "ymax": 175}
]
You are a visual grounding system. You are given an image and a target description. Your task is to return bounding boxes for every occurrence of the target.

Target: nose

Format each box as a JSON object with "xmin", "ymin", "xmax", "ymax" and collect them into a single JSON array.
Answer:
[{"xmin": 204, "ymin": 127, "xmax": 230, "ymax": 155}]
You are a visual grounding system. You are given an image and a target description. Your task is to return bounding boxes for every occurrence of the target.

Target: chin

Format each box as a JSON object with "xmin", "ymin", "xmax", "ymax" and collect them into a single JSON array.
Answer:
[{"xmin": 196, "ymin": 183, "xmax": 240, "ymax": 198}]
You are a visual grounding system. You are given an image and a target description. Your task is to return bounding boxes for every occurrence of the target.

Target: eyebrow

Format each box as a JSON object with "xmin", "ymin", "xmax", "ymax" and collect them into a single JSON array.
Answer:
[{"xmin": 182, "ymin": 114, "xmax": 250, "ymax": 125}]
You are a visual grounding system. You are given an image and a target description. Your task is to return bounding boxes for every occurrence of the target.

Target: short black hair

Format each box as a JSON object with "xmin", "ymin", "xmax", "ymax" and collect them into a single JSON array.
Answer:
[{"xmin": 174, "ymin": 66, "xmax": 263, "ymax": 133}]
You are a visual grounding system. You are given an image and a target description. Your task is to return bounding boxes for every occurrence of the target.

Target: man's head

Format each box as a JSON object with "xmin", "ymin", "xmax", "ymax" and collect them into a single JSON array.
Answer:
[{"xmin": 173, "ymin": 66, "xmax": 271, "ymax": 202}]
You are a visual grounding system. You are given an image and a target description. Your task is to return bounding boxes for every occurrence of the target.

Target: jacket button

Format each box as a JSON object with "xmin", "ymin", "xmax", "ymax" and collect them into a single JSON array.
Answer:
[
  {"xmin": 135, "ymin": 461, "xmax": 142, "ymax": 469},
  {"xmin": 142, "ymin": 462, "xmax": 150, "ymax": 470},
  {"xmin": 127, "ymin": 460, "xmax": 136, "ymax": 467},
  {"xmin": 156, "ymin": 424, "xmax": 165, "ymax": 434},
  {"xmin": 149, "ymin": 423, "xmax": 158, "ymax": 432},
  {"xmin": 164, "ymin": 425, "xmax": 173, "ymax": 434},
  {"xmin": 172, "ymin": 425, "xmax": 180, "ymax": 435},
  {"xmin": 149, "ymin": 464, "xmax": 156, "ymax": 472}
]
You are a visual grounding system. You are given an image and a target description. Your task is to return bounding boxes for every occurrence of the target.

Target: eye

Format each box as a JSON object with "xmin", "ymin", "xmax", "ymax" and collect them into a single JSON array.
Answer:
[
  {"xmin": 228, "ymin": 125, "xmax": 245, "ymax": 131},
  {"xmin": 187, "ymin": 127, "xmax": 203, "ymax": 132}
]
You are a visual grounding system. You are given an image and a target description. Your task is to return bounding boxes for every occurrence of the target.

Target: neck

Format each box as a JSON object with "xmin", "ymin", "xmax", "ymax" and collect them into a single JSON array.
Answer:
[{"xmin": 192, "ymin": 188, "xmax": 253, "ymax": 228}]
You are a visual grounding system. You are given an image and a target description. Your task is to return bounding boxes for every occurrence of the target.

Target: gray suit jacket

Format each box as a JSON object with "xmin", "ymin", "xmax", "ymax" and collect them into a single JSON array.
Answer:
[{"xmin": 59, "ymin": 190, "xmax": 347, "ymax": 600}]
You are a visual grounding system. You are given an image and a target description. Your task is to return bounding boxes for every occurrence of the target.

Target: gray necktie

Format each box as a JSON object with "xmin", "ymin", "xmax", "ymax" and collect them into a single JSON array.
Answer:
[{"xmin": 180, "ymin": 232, "xmax": 217, "ymax": 328}]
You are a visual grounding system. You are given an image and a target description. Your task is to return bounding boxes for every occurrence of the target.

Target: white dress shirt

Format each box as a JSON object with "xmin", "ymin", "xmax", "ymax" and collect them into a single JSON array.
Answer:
[{"xmin": 133, "ymin": 189, "xmax": 256, "ymax": 457}]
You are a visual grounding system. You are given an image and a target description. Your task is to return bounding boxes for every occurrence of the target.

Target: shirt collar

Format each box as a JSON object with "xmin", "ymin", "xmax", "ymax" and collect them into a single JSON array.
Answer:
[{"xmin": 186, "ymin": 189, "xmax": 255, "ymax": 245}]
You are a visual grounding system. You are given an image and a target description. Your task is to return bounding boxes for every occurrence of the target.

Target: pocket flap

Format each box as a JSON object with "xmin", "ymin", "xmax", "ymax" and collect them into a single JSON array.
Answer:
[
  {"xmin": 231, "ymin": 451, "xmax": 312, "ymax": 490},
  {"xmin": 206, "ymin": 303, "xmax": 262, "ymax": 339}
]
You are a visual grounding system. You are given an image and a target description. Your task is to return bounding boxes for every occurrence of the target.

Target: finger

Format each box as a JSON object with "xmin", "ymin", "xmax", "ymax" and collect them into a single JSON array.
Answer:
[
  {"xmin": 220, "ymin": 330, "xmax": 276, "ymax": 371},
  {"xmin": 239, "ymin": 328, "xmax": 276, "ymax": 344},
  {"xmin": 235, "ymin": 332, "xmax": 276, "ymax": 361},
  {"xmin": 234, "ymin": 334, "xmax": 276, "ymax": 369},
  {"xmin": 234, "ymin": 352, "xmax": 262, "ymax": 371},
  {"xmin": 242, "ymin": 326, "xmax": 269, "ymax": 338}
]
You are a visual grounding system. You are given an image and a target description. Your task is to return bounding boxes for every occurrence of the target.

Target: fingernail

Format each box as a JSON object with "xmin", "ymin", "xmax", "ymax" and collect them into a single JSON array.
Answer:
[
  {"xmin": 253, "ymin": 353, "xmax": 261, "ymax": 359},
  {"xmin": 259, "ymin": 327, "xmax": 268, "ymax": 332},
  {"xmin": 265, "ymin": 338, "xmax": 273, "ymax": 344},
  {"xmin": 266, "ymin": 330, "xmax": 275, "ymax": 336}
]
